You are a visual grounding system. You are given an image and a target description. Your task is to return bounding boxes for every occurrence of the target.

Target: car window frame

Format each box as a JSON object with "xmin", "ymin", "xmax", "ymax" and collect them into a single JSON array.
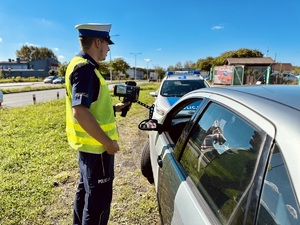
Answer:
[{"xmin": 256, "ymin": 143, "xmax": 300, "ymax": 225}]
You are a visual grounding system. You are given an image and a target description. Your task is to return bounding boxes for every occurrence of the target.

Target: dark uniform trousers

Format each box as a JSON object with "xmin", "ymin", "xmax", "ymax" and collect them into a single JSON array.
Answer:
[{"xmin": 73, "ymin": 151, "xmax": 114, "ymax": 225}]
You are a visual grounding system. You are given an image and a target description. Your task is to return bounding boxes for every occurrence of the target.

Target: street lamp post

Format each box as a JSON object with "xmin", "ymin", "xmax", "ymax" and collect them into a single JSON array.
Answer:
[
  {"xmin": 130, "ymin": 52, "xmax": 141, "ymax": 80},
  {"xmin": 144, "ymin": 58, "xmax": 151, "ymax": 80}
]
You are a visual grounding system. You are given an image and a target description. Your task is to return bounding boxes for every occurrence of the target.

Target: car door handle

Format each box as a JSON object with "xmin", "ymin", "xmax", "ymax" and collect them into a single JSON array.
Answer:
[{"xmin": 157, "ymin": 155, "xmax": 163, "ymax": 168}]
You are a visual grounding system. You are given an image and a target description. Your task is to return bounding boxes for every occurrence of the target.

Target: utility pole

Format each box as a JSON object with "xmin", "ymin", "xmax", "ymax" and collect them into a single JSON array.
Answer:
[{"xmin": 144, "ymin": 58, "xmax": 151, "ymax": 80}]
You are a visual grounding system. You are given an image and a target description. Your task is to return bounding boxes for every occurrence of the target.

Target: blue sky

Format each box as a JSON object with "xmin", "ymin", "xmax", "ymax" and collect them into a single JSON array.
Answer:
[{"xmin": 0, "ymin": 0, "xmax": 299, "ymax": 69}]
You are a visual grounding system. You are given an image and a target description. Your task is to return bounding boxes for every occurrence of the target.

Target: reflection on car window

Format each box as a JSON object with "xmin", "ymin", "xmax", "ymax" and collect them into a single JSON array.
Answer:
[
  {"xmin": 168, "ymin": 99, "xmax": 202, "ymax": 144},
  {"xmin": 161, "ymin": 80, "xmax": 206, "ymax": 97},
  {"xmin": 257, "ymin": 144, "xmax": 300, "ymax": 225},
  {"xmin": 173, "ymin": 99, "xmax": 202, "ymax": 119},
  {"xmin": 180, "ymin": 103, "xmax": 263, "ymax": 224}
]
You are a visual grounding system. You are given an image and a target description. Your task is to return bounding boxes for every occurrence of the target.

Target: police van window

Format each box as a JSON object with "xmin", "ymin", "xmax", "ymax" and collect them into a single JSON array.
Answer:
[
  {"xmin": 257, "ymin": 144, "xmax": 300, "ymax": 225},
  {"xmin": 161, "ymin": 80, "xmax": 206, "ymax": 97},
  {"xmin": 180, "ymin": 102, "xmax": 263, "ymax": 224}
]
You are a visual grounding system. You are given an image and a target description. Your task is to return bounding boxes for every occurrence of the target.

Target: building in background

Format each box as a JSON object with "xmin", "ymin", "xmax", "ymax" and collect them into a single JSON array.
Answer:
[
  {"xmin": 125, "ymin": 68, "xmax": 144, "ymax": 80},
  {"xmin": 271, "ymin": 63, "xmax": 293, "ymax": 74},
  {"xmin": 0, "ymin": 58, "xmax": 59, "ymax": 78}
]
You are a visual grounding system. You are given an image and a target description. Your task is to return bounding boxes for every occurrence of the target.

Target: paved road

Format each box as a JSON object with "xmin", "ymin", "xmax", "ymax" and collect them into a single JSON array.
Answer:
[
  {"xmin": 0, "ymin": 82, "xmax": 143, "ymax": 108},
  {"xmin": 0, "ymin": 82, "xmax": 56, "ymax": 89},
  {"xmin": 1, "ymin": 89, "xmax": 66, "ymax": 108}
]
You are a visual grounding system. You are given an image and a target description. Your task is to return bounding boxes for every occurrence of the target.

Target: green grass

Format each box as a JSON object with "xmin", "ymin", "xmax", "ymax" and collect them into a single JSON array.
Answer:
[
  {"xmin": 0, "ymin": 100, "xmax": 76, "ymax": 224},
  {"xmin": 0, "ymin": 77, "xmax": 43, "ymax": 83},
  {"xmin": 0, "ymin": 82, "xmax": 161, "ymax": 225}
]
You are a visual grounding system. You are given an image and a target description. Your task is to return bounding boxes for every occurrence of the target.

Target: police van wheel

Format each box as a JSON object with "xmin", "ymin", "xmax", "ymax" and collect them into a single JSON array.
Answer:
[{"xmin": 141, "ymin": 140, "xmax": 154, "ymax": 184}]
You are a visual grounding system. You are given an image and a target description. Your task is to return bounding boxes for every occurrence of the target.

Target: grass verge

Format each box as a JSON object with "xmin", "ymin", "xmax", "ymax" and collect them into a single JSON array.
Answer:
[
  {"xmin": 1, "ymin": 84, "xmax": 65, "ymax": 94},
  {"xmin": 0, "ymin": 82, "xmax": 161, "ymax": 225}
]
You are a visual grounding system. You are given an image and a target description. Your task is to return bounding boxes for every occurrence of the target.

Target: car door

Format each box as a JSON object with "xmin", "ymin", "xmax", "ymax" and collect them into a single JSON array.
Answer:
[
  {"xmin": 156, "ymin": 94, "xmax": 276, "ymax": 225},
  {"xmin": 152, "ymin": 96, "xmax": 209, "ymax": 224},
  {"xmin": 148, "ymin": 97, "xmax": 204, "ymax": 191}
]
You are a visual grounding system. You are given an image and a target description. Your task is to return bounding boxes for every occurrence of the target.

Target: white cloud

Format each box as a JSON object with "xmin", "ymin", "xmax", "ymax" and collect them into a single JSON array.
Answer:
[
  {"xmin": 25, "ymin": 42, "xmax": 39, "ymax": 47},
  {"xmin": 58, "ymin": 55, "xmax": 65, "ymax": 60},
  {"xmin": 0, "ymin": 37, "xmax": 3, "ymax": 42},
  {"xmin": 33, "ymin": 18, "xmax": 55, "ymax": 28},
  {"xmin": 54, "ymin": 47, "xmax": 59, "ymax": 51},
  {"xmin": 211, "ymin": 25, "xmax": 224, "ymax": 30}
]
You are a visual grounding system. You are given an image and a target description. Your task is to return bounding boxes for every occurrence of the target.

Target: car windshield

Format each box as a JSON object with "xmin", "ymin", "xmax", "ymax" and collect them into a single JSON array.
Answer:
[{"xmin": 161, "ymin": 80, "xmax": 206, "ymax": 97}]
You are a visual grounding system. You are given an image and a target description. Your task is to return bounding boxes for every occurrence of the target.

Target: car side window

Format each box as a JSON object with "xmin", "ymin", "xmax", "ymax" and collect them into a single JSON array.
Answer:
[
  {"xmin": 257, "ymin": 144, "xmax": 300, "ymax": 225},
  {"xmin": 167, "ymin": 98, "xmax": 203, "ymax": 143},
  {"xmin": 180, "ymin": 103, "xmax": 263, "ymax": 224}
]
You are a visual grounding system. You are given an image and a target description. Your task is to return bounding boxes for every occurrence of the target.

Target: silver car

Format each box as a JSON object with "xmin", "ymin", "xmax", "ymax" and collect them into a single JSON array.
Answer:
[
  {"xmin": 52, "ymin": 77, "xmax": 65, "ymax": 84},
  {"xmin": 139, "ymin": 85, "xmax": 300, "ymax": 225},
  {"xmin": 43, "ymin": 76, "xmax": 56, "ymax": 84}
]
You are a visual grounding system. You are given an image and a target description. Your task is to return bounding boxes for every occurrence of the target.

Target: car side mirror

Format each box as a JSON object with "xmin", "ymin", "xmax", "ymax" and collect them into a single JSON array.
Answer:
[
  {"xmin": 150, "ymin": 92, "xmax": 157, "ymax": 97},
  {"xmin": 138, "ymin": 119, "xmax": 162, "ymax": 131}
]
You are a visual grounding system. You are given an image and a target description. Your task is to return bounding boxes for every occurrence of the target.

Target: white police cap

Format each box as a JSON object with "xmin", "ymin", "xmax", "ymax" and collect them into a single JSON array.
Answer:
[{"xmin": 75, "ymin": 23, "xmax": 114, "ymax": 45}]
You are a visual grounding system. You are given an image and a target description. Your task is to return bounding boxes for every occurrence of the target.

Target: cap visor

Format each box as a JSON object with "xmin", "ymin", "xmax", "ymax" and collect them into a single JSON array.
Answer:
[{"xmin": 105, "ymin": 38, "xmax": 114, "ymax": 45}]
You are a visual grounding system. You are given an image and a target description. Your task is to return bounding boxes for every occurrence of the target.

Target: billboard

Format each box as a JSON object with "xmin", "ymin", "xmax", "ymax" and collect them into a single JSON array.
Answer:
[{"xmin": 213, "ymin": 66, "xmax": 234, "ymax": 84}]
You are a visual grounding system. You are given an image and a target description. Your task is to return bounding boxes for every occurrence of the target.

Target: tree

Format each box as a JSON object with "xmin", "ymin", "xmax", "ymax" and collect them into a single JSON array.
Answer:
[
  {"xmin": 292, "ymin": 66, "xmax": 300, "ymax": 74},
  {"xmin": 16, "ymin": 45, "xmax": 57, "ymax": 61},
  {"xmin": 195, "ymin": 57, "xmax": 214, "ymax": 71},
  {"xmin": 175, "ymin": 62, "xmax": 183, "ymax": 70},
  {"xmin": 167, "ymin": 65, "xmax": 175, "ymax": 71},
  {"xmin": 213, "ymin": 48, "xmax": 263, "ymax": 66},
  {"xmin": 57, "ymin": 62, "xmax": 69, "ymax": 77},
  {"xmin": 183, "ymin": 60, "xmax": 195, "ymax": 69},
  {"xmin": 167, "ymin": 62, "xmax": 185, "ymax": 71},
  {"xmin": 152, "ymin": 65, "xmax": 166, "ymax": 80},
  {"xmin": 112, "ymin": 58, "xmax": 130, "ymax": 76}
]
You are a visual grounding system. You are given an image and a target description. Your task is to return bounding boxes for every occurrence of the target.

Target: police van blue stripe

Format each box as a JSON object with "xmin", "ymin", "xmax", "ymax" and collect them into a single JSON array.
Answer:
[{"xmin": 167, "ymin": 97, "xmax": 180, "ymax": 106}]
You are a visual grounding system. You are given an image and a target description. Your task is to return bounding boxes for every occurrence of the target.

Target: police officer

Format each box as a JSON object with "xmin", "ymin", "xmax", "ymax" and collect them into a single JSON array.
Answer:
[{"xmin": 65, "ymin": 23, "xmax": 130, "ymax": 225}]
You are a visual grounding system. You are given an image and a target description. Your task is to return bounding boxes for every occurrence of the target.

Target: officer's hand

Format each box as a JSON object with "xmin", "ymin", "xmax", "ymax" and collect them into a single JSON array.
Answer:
[
  {"xmin": 114, "ymin": 102, "xmax": 131, "ymax": 112},
  {"xmin": 105, "ymin": 140, "xmax": 119, "ymax": 155}
]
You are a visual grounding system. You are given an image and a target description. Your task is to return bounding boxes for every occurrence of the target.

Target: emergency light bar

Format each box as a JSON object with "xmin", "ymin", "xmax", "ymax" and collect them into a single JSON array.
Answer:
[{"xmin": 166, "ymin": 70, "xmax": 201, "ymax": 76}]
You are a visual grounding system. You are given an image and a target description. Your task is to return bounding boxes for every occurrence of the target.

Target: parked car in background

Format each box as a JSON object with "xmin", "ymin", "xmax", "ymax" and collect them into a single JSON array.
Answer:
[
  {"xmin": 139, "ymin": 85, "xmax": 300, "ymax": 225},
  {"xmin": 269, "ymin": 73, "xmax": 299, "ymax": 84},
  {"xmin": 52, "ymin": 77, "xmax": 65, "ymax": 84},
  {"xmin": 43, "ymin": 76, "xmax": 57, "ymax": 84},
  {"xmin": 282, "ymin": 73, "xmax": 298, "ymax": 83},
  {"xmin": 150, "ymin": 70, "xmax": 210, "ymax": 120}
]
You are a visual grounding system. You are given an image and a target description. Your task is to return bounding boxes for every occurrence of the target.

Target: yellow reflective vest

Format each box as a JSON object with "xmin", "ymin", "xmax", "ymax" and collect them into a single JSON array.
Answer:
[{"xmin": 65, "ymin": 56, "xmax": 118, "ymax": 154}]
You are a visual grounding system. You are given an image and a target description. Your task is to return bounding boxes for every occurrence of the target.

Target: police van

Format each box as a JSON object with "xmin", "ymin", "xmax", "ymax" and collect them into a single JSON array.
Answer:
[{"xmin": 150, "ymin": 70, "xmax": 210, "ymax": 120}]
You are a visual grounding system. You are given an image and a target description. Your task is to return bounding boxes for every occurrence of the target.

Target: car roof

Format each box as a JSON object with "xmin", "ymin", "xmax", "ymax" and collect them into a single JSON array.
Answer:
[
  {"xmin": 210, "ymin": 85, "xmax": 300, "ymax": 110},
  {"xmin": 186, "ymin": 85, "xmax": 300, "ymax": 198},
  {"xmin": 188, "ymin": 85, "xmax": 300, "ymax": 135}
]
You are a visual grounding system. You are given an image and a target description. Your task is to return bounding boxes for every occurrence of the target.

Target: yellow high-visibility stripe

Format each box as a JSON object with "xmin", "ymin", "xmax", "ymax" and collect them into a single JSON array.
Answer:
[
  {"xmin": 66, "ymin": 128, "xmax": 118, "ymax": 145},
  {"xmin": 66, "ymin": 120, "xmax": 117, "ymax": 133}
]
